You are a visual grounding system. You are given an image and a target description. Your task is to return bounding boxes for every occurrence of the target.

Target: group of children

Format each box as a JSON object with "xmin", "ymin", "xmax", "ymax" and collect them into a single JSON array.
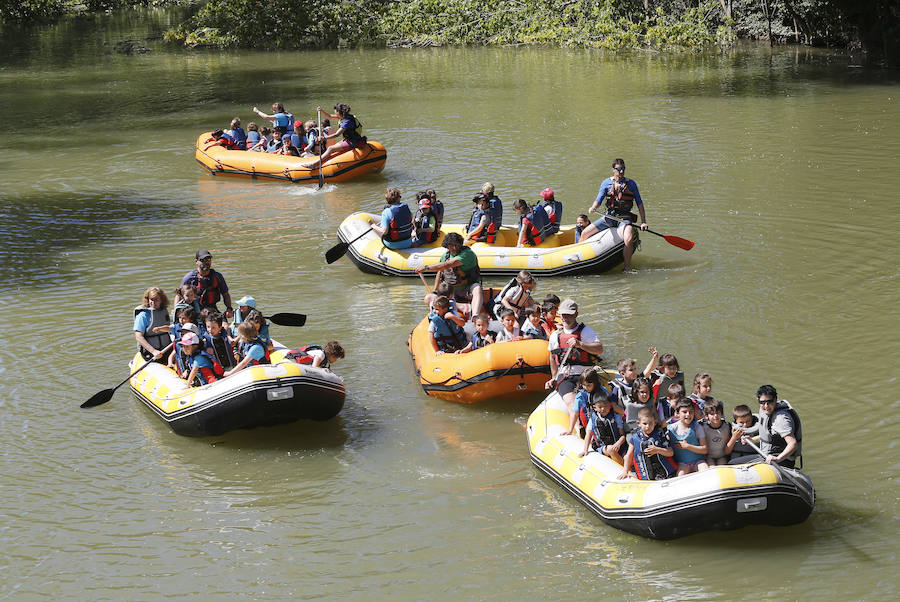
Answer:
[
  {"xmin": 426, "ymin": 270, "xmax": 561, "ymax": 354},
  {"xmin": 134, "ymin": 285, "xmax": 345, "ymax": 389},
  {"xmin": 566, "ymin": 349, "xmax": 762, "ymax": 481}
]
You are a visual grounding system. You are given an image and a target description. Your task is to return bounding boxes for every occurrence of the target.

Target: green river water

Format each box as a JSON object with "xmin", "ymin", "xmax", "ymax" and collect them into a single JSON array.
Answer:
[{"xmin": 1, "ymin": 8, "xmax": 898, "ymax": 600}]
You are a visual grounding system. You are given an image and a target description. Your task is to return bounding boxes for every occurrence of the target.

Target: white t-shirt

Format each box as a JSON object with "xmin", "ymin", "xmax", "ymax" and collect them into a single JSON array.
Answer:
[
  {"xmin": 304, "ymin": 348, "xmax": 326, "ymax": 366},
  {"xmin": 548, "ymin": 322, "xmax": 599, "ymax": 376},
  {"xmin": 495, "ymin": 326, "xmax": 520, "ymax": 343}
]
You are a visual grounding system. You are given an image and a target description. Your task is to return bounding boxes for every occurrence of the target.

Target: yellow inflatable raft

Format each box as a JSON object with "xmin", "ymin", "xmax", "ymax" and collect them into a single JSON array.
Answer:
[
  {"xmin": 195, "ymin": 133, "xmax": 387, "ymax": 183},
  {"xmin": 336, "ymin": 212, "xmax": 628, "ymax": 277},
  {"xmin": 407, "ymin": 316, "xmax": 551, "ymax": 403},
  {"xmin": 526, "ymin": 390, "xmax": 815, "ymax": 539},
  {"xmin": 128, "ymin": 343, "xmax": 346, "ymax": 436}
]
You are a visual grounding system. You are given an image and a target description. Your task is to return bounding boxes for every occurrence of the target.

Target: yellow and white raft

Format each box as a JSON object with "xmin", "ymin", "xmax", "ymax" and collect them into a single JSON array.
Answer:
[
  {"xmin": 526, "ymin": 390, "xmax": 815, "ymax": 540},
  {"xmin": 128, "ymin": 343, "xmax": 346, "ymax": 436},
  {"xmin": 336, "ymin": 212, "xmax": 628, "ymax": 277},
  {"xmin": 195, "ymin": 133, "xmax": 387, "ymax": 183},
  {"xmin": 408, "ymin": 317, "xmax": 550, "ymax": 403}
]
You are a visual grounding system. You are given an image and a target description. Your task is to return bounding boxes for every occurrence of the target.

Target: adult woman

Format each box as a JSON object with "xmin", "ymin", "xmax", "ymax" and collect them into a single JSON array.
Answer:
[
  {"xmin": 372, "ymin": 187, "xmax": 414, "ymax": 250},
  {"xmin": 305, "ymin": 103, "xmax": 366, "ymax": 168},
  {"xmin": 133, "ymin": 287, "xmax": 171, "ymax": 362},
  {"xmin": 252, "ymin": 103, "xmax": 294, "ymax": 133}
]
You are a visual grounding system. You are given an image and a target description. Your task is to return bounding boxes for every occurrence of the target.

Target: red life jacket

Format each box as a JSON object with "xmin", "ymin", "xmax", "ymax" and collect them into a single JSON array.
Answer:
[
  {"xmin": 605, "ymin": 180, "xmax": 636, "ymax": 216},
  {"xmin": 520, "ymin": 215, "xmax": 542, "ymax": 246},
  {"xmin": 285, "ymin": 345, "xmax": 328, "ymax": 368},
  {"xmin": 552, "ymin": 323, "xmax": 598, "ymax": 366},
  {"xmin": 191, "ymin": 350, "xmax": 225, "ymax": 386},
  {"xmin": 240, "ymin": 339, "xmax": 271, "ymax": 366},
  {"xmin": 192, "ymin": 269, "xmax": 222, "ymax": 308}
]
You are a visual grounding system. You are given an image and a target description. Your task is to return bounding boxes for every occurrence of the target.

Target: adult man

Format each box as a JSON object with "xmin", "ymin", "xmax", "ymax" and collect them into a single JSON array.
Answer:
[
  {"xmin": 544, "ymin": 299, "xmax": 604, "ymax": 415},
  {"xmin": 578, "ymin": 158, "xmax": 648, "ymax": 272},
  {"xmin": 753, "ymin": 384, "xmax": 802, "ymax": 468},
  {"xmin": 181, "ymin": 250, "xmax": 233, "ymax": 319},
  {"xmin": 416, "ymin": 232, "xmax": 483, "ymax": 319}
]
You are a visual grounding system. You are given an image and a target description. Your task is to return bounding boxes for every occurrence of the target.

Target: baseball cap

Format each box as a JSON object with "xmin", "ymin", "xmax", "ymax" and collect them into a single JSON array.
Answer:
[
  {"xmin": 195, "ymin": 249, "xmax": 212, "ymax": 260},
  {"xmin": 237, "ymin": 295, "xmax": 256, "ymax": 308},
  {"xmin": 181, "ymin": 322, "xmax": 199, "ymax": 335},
  {"xmin": 180, "ymin": 332, "xmax": 200, "ymax": 345},
  {"xmin": 294, "ymin": 120, "xmax": 303, "ymax": 128},
  {"xmin": 418, "ymin": 198, "xmax": 432, "ymax": 207},
  {"xmin": 540, "ymin": 188, "xmax": 554, "ymax": 200},
  {"xmin": 559, "ymin": 299, "xmax": 578, "ymax": 315}
]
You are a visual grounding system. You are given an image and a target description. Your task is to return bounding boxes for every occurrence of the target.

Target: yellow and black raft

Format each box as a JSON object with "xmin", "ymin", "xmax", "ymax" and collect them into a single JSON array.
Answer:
[
  {"xmin": 526, "ymin": 390, "xmax": 815, "ymax": 540},
  {"xmin": 408, "ymin": 317, "xmax": 550, "ymax": 403},
  {"xmin": 195, "ymin": 133, "xmax": 386, "ymax": 183},
  {"xmin": 336, "ymin": 212, "xmax": 628, "ymax": 277},
  {"xmin": 128, "ymin": 343, "xmax": 346, "ymax": 436}
]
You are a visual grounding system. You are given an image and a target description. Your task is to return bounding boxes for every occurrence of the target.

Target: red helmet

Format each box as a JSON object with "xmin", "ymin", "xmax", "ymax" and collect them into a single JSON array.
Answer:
[{"xmin": 540, "ymin": 188, "xmax": 554, "ymax": 200}]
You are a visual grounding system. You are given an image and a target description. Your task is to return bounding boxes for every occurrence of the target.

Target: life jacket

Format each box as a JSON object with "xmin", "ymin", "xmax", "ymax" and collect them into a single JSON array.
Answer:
[
  {"xmin": 487, "ymin": 195, "xmax": 503, "ymax": 228},
  {"xmin": 383, "ymin": 203, "xmax": 413, "ymax": 242},
  {"xmin": 467, "ymin": 208, "xmax": 496, "ymax": 243},
  {"xmin": 273, "ymin": 112, "xmax": 293, "ymax": 131},
  {"xmin": 174, "ymin": 342, "xmax": 191, "ymax": 376},
  {"xmin": 189, "ymin": 269, "xmax": 223, "ymax": 308},
  {"xmin": 238, "ymin": 338, "xmax": 271, "ymax": 366},
  {"xmin": 574, "ymin": 224, "xmax": 585, "ymax": 243},
  {"xmin": 204, "ymin": 330, "xmax": 236, "ymax": 370},
  {"xmin": 227, "ymin": 128, "xmax": 247, "ymax": 150},
  {"xmin": 651, "ymin": 371, "xmax": 685, "ymax": 401},
  {"xmin": 551, "ymin": 323, "xmax": 599, "ymax": 367},
  {"xmin": 530, "ymin": 204, "xmax": 550, "ymax": 235},
  {"xmin": 428, "ymin": 312, "xmax": 467, "ymax": 352},
  {"xmin": 472, "ymin": 330, "xmax": 495, "ymax": 350},
  {"xmin": 605, "ymin": 179, "xmax": 637, "ymax": 217},
  {"xmin": 186, "ymin": 349, "xmax": 224, "ymax": 386},
  {"xmin": 285, "ymin": 344, "xmax": 329, "ymax": 369},
  {"xmin": 759, "ymin": 401, "xmax": 802, "ymax": 461},
  {"xmin": 247, "ymin": 130, "xmax": 261, "ymax": 146},
  {"xmin": 623, "ymin": 400, "xmax": 654, "ymax": 433},
  {"xmin": 306, "ymin": 127, "xmax": 325, "ymax": 155},
  {"xmin": 610, "ymin": 375, "xmax": 634, "ymax": 407},
  {"xmin": 289, "ymin": 133, "xmax": 306, "ymax": 152},
  {"xmin": 340, "ymin": 114, "xmax": 365, "ymax": 145},
  {"xmin": 703, "ymin": 421, "xmax": 733, "ymax": 460},
  {"xmin": 432, "ymin": 200, "xmax": 445, "ymax": 233},
  {"xmin": 542, "ymin": 199, "xmax": 563, "ymax": 235},
  {"xmin": 589, "ymin": 407, "xmax": 622, "ymax": 448},
  {"xmin": 519, "ymin": 214, "xmax": 543, "ymax": 247},
  {"xmin": 731, "ymin": 417, "xmax": 760, "ymax": 457},
  {"xmin": 540, "ymin": 316, "xmax": 557, "ymax": 337},
  {"xmin": 134, "ymin": 306, "xmax": 171, "ymax": 360},
  {"xmin": 631, "ymin": 428, "xmax": 677, "ymax": 480},
  {"xmin": 414, "ymin": 209, "xmax": 438, "ymax": 244},
  {"xmin": 492, "ymin": 278, "xmax": 529, "ymax": 320},
  {"xmin": 440, "ymin": 248, "xmax": 481, "ymax": 292}
]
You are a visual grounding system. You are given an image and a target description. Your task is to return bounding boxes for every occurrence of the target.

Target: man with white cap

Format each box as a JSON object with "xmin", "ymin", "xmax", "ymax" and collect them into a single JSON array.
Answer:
[{"xmin": 545, "ymin": 299, "xmax": 604, "ymax": 415}]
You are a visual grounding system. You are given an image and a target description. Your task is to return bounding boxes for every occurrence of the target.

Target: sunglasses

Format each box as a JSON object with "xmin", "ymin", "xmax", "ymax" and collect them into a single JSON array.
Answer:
[
  {"xmin": 758, "ymin": 398, "xmax": 775, "ymax": 405},
  {"xmin": 613, "ymin": 166, "xmax": 625, "ymax": 172}
]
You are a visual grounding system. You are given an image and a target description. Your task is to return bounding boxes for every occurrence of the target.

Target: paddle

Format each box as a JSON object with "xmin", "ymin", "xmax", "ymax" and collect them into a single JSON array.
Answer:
[
  {"xmin": 81, "ymin": 342, "xmax": 174, "ymax": 408},
  {"xmin": 602, "ymin": 214, "xmax": 695, "ymax": 251},
  {"xmin": 266, "ymin": 312, "xmax": 307, "ymax": 327},
  {"xmin": 550, "ymin": 341, "xmax": 577, "ymax": 391},
  {"xmin": 316, "ymin": 112, "xmax": 325, "ymax": 189},
  {"xmin": 418, "ymin": 271, "xmax": 432, "ymax": 292},
  {"xmin": 325, "ymin": 227, "xmax": 373, "ymax": 264}
]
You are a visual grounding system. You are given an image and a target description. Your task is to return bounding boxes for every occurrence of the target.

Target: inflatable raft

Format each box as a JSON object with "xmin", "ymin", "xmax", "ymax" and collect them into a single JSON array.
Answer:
[
  {"xmin": 408, "ymin": 317, "xmax": 550, "ymax": 403},
  {"xmin": 195, "ymin": 133, "xmax": 387, "ymax": 183},
  {"xmin": 526, "ymin": 390, "xmax": 815, "ymax": 540},
  {"xmin": 128, "ymin": 342, "xmax": 346, "ymax": 436},
  {"xmin": 336, "ymin": 212, "xmax": 628, "ymax": 277}
]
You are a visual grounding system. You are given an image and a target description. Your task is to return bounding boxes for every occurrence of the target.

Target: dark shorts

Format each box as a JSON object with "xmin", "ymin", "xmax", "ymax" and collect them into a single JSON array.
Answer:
[
  {"xmin": 591, "ymin": 214, "xmax": 633, "ymax": 231},
  {"xmin": 557, "ymin": 374, "xmax": 581, "ymax": 397}
]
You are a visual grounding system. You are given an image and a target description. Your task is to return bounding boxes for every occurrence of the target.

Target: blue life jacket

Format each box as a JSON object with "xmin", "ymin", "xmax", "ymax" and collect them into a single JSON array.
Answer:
[
  {"xmin": 589, "ymin": 407, "xmax": 623, "ymax": 448},
  {"xmin": 487, "ymin": 195, "xmax": 503, "ymax": 228},
  {"xmin": 273, "ymin": 112, "xmax": 293, "ymax": 130},
  {"xmin": 467, "ymin": 208, "xmax": 496, "ymax": 243},
  {"xmin": 238, "ymin": 338, "xmax": 271, "ymax": 365},
  {"xmin": 542, "ymin": 199, "xmax": 562, "ymax": 235},
  {"xmin": 290, "ymin": 133, "xmax": 306, "ymax": 150},
  {"xmin": 429, "ymin": 312, "xmax": 467, "ymax": 352},
  {"xmin": 340, "ymin": 114, "xmax": 364, "ymax": 145},
  {"xmin": 631, "ymin": 427, "xmax": 677, "ymax": 480},
  {"xmin": 247, "ymin": 130, "xmax": 261, "ymax": 145},
  {"xmin": 228, "ymin": 127, "xmax": 247, "ymax": 150},
  {"xmin": 384, "ymin": 203, "xmax": 413, "ymax": 242},
  {"xmin": 186, "ymin": 349, "xmax": 224, "ymax": 385},
  {"xmin": 530, "ymin": 203, "xmax": 549, "ymax": 233}
]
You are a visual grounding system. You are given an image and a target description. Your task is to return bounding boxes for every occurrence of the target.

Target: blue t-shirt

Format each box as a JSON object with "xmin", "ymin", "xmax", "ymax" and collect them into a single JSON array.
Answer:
[
  {"xmin": 188, "ymin": 351, "xmax": 213, "ymax": 371},
  {"xmin": 133, "ymin": 311, "xmax": 151, "ymax": 332},
  {"xmin": 574, "ymin": 385, "xmax": 610, "ymax": 418},
  {"xmin": 667, "ymin": 421, "xmax": 706, "ymax": 464},
  {"xmin": 594, "ymin": 177, "xmax": 643, "ymax": 208},
  {"xmin": 245, "ymin": 342, "xmax": 266, "ymax": 362}
]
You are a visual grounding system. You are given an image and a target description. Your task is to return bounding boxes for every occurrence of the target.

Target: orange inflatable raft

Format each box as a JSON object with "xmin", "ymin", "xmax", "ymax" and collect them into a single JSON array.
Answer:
[
  {"xmin": 407, "ymin": 316, "xmax": 551, "ymax": 403},
  {"xmin": 194, "ymin": 132, "xmax": 387, "ymax": 183}
]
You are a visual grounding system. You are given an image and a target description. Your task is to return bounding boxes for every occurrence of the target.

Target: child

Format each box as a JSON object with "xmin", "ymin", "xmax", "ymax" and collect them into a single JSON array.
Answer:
[
  {"xmin": 608, "ymin": 357, "xmax": 654, "ymax": 409},
  {"xmin": 457, "ymin": 313, "xmax": 496, "ymax": 353},
  {"xmin": 231, "ymin": 295, "xmax": 257, "ymax": 336},
  {"xmin": 618, "ymin": 407, "xmax": 677, "ymax": 480},
  {"xmin": 428, "ymin": 295, "xmax": 467, "ymax": 354},
  {"xmin": 564, "ymin": 369, "xmax": 609, "ymax": 438},
  {"xmin": 540, "ymin": 299, "xmax": 558, "ymax": 337},
  {"xmin": 465, "ymin": 195, "xmax": 495, "ymax": 244},
  {"xmin": 702, "ymin": 400, "xmax": 733, "ymax": 465},
  {"xmin": 647, "ymin": 347, "xmax": 685, "ymax": 402},
  {"xmin": 623, "ymin": 376, "xmax": 655, "ymax": 434},
  {"xmin": 203, "ymin": 311, "xmax": 237, "ymax": 371},
  {"xmin": 494, "ymin": 308, "xmax": 520, "ymax": 343},
  {"xmin": 246, "ymin": 122, "xmax": 261, "ymax": 149},
  {"xmin": 580, "ymin": 394, "xmax": 626, "ymax": 464},
  {"xmin": 171, "ymin": 306, "xmax": 198, "ymax": 347},
  {"xmin": 180, "ymin": 332, "xmax": 224, "ymax": 386},
  {"xmin": 574, "ymin": 213, "xmax": 590, "ymax": 243},
  {"xmin": 513, "ymin": 198, "xmax": 546, "ymax": 247},
  {"xmin": 266, "ymin": 127, "xmax": 284, "ymax": 153},
  {"xmin": 280, "ymin": 136, "xmax": 300, "ymax": 156},
  {"xmin": 246, "ymin": 309, "xmax": 271, "ymax": 350},
  {"xmin": 174, "ymin": 284, "xmax": 201, "ymax": 317},
  {"xmin": 667, "ymin": 399, "xmax": 709, "ymax": 475},
  {"xmin": 727, "ymin": 404, "xmax": 761, "ymax": 464},
  {"xmin": 249, "ymin": 126, "xmax": 270, "ymax": 152},
  {"xmin": 496, "ymin": 270, "xmax": 536, "ymax": 321},
  {"xmin": 690, "ymin": 372, "xmax": 722, "ymax": 419},
  {"xmin": 286, "ymin": 341, "xmax": 345, "ymax": 369},
  {"xmin": 658, "ymin": 381, "xmax": 686, "ymax": 423},
  {"xmin": 413, "ymin": 193, "xmax": 438, "ymax": 246},
  {"xmin": 168, "ymin": 321, "xmax": 200, "ymax": 377},
  {"xmin": 226, "ymin": 117, "xmax": 247, "ymax": 150},
  {"xmin": 225, "ymin": 322, "xmax": 270, "ymax": 376},
  {"xmin": 520, "ymin": 305, "xmax": 547, "ymax": 340}
]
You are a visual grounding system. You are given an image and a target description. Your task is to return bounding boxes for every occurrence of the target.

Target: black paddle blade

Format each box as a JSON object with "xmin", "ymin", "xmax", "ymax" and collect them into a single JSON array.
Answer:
[
  {"xmin": 325, "ymin": 242, "xmax": 350, "ymax": 264},
  {"xmin": 81, "ymin": 388, "xmax": 115, "ymax": 408},
  {"xmin": 267, "ymin": 312, "xmax": 307, "ymax": 327}
]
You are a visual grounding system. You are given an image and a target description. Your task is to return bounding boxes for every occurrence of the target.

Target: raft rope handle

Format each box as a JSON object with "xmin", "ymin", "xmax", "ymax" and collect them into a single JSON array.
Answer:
[{"xmin": 419, "ymin": 357, "xmax": 540, "ymax": 387}]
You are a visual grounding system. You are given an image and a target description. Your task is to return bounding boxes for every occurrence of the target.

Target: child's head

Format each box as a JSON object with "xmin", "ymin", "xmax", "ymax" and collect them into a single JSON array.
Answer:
[
  {"xmin": 237, "ymin": 295, "xmax": 256, "ymax": 318},
  {"xmin": 142, "ymin": 286, "xmax": 168, "ymax": 309},
  {"xmin": 659, "ymin": 353, "xmax": 680, "ymax": 377},
  {"xmin": 433, "ymin": 295, "xmax": 450, "ymax": 313},
  {"xmin": 230, "ymin": 117, "xmax": 241, "ymax": 129},
  {"xmin": 246, "ymin": 309, "xmax": 265, "ymax": 328},
  {"xmin": 236, "ymin": 321, "xmax": 258, "ymax": 342},
  {"xmin": 693, "ymin": 372, "xmax": 712, "ymax": 397},
  {"xmin": 324, "ymin": 341, "xmax": 345, "ymax": 364},
  {"xmin": 541, "ymin": 300, "xmax": 557, "ymax": 319},
  {"xmin": 293, "ymin": 120, "xmax": 304, "ymax": 133},
  {"xmin": 576, "ymin": 213, "xmax": 589, "ymax": 228},
  {"xmin": 260, "ymin": 126, "xmax": 271, "ymax": 137},
  {"xmin": 631, "ymin": 376, "xmax": 652, "ymax": 404},
  {"xmin": 592, "ymin": 395, "xmax": 613, "ymax": 416},
  {"xmin": 616, "ymin": 358, "xmax": 638, "ymax": 381},
  {"xmin": 476, "ymin": 195, "xmax": 490, "ymax": 211},
  {"xmin": 499, "ymin": 308, "xmax": 516, "ymax": 330},
  {"xmin": 703, "ymin": 400, "xmax": 724, "ymax": 427},
  {"xmin": 524, "ymin": 305, "xmax": 541, "ymax": 326},
  {"xmin": 180, "ymin": 332, "xmax": 200, "ymax": 355},
  {"xmin": 282, "ymin": 137, "xmax": 294, "ymax": 149},
  {"xmin": 542, "ymin": 294, "xmax": 560, "ymax": 307},
  {"xmin": 272, "ymin": 128, "xmax": 283, "ymax": 140},
  {"xmin": 579, "ymin": 368, "xmax": 602, "ymax": 393},
  {"xmin": 426, "ymin": 188, "xmax": 437, "ymax": 202},
  {"xmin": 675, "ymin": 399, "xmax": 695, "ymax": 423},
  {"xmin": 322, "ymin": 118, "xmax": 331, "ymax": 128},
  {"xmin": 247, "ymin": 122, "xmax": 258, "ymax": 132},
  {"xmin": 178, "ymin": 284, "xmax": 197, "ymax": 302},
  {"xmin": 637, "ymin": 407, "xmax": 658, "ymax": 434},
  {"xmin": 733, "ymin": 404, "xmax": 754, "ymax": 428},
  {"xmin": 473, "ymin": 313, "xmax": 490, "ymax": 334},
  {"xmin": 516, "ymin": 270, "xmax": 536, "ymax": 291},
  {"xmin": 434, "ymin": 281, "xmax": 453, "ymax": 298},
  {"xmin": 272, "ymin": 102, "xmax": 284, "ymax": 113},
  {"xmin": 179, "ymin": 306, "xmax": 197, "ymax": 325},
  {"xmin": 667, "ymin": 381, "xmax": 686, "ymax": 402},
  {"xmin": 205, "ymin": 311, "xmax": 223, "ymax": 335},
  {"xmin": 513, "ymin": 198, "xmax": 529, "ymax": 214}
]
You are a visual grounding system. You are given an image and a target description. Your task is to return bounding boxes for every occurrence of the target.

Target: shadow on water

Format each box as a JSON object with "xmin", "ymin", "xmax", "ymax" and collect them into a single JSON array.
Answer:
[{"xmin": 0, "ymin": 191, "xmax": 192, "ymax": 290}]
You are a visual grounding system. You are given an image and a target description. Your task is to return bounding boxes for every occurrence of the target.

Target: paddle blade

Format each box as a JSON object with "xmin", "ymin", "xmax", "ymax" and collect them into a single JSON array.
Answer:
[
  {"xmin": 267, "ymin": 312, "xmax": 307, "ymax": 327},
  {"xmin": 664, "ymin": 235, "xmax": 695, "ymax": 251},
  {"xmin": 325, "ymin": 242, "xmax": 350, "ymax": 264},
  {"xmin": 81, "ymin": 388, "xmax": 115, "ymax": 408}
]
